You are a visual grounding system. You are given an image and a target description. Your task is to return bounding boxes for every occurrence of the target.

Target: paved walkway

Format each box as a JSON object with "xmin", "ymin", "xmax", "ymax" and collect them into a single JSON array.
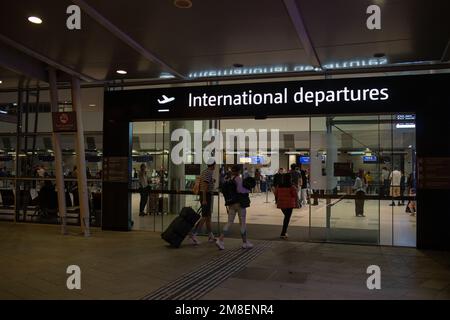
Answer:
[{"xmin": 0, "ymin": 222, "xmax": 449, "ymax": 300}]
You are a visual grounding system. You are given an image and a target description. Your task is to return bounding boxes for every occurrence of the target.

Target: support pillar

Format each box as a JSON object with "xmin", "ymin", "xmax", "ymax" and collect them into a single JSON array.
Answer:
[
  {"xmin": 48, "ymin": 69, "xmax": 68, "ymax": 235},
  {"xmin": 71, "ymin": 76, "xmax": 90, "ymax": 237}
]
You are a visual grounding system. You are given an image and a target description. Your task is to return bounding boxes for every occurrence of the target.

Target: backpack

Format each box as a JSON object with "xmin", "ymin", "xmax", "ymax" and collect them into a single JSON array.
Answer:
[
  {"xmin": 243, "ymin": 176, "xmax": 256, "ymax": 190},
  {"xmin": 221, "ymin": 177, "xmax": 239, "ymax": 206},
  {"xmin": 192, "ymin": 176, "xmax": 202, "ymax": 195}
]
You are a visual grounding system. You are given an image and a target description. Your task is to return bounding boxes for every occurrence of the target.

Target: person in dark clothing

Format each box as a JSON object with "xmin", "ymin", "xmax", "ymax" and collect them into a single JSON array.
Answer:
[
  {"xmin": 289, "ymin": 163, "xmax": 302, "ymax": 208},
  {"xmin": 353, "ymin": 170, "xmax": 367, "ymax": 217},
  {"xmin": 399, "ymin": 173, "xmax": 407, "ymax": 205},
  {"xmin": 272, "ymin": 168, "xmax": 284, "ymax": 203}
]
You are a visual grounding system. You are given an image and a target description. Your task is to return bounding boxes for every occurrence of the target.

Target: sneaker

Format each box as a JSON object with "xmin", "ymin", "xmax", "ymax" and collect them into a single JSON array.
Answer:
[
  {"xmin": 242, "ymin": 241, "xmax": 254, "ymax": 249},
  {"xmin": 189, "ymin": 234, "xmax": 200, "ymax": 245},
  {"xmin": 215, "ymin": 239, "xmax": 225, "ymax": 250},
  {"xmin": 208, "ymin": 233, "xmax": 216, "ymax": 243},
  {"xmin": 280, "ymin": 234, "xmax": 288, "ymax": 240}
]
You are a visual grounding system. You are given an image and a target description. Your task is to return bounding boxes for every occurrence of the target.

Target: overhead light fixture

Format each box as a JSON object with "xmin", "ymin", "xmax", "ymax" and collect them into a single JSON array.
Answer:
[
  {"xmin": 174, "ymin": 0, "xmax": 192, "ymax": 9},
  {"xmin": 159, "ymin": 72, "xmax": 175, "ymax": 79},
  {"xmin": 28, "ymin": 16, "xmax": 43, "ymax": 24},
  {"xmin": 158, "ymin": 109, "xmax": 170, "ymax": 112},
  {"xmin": 116, "ymin": 70, "xmax": 127, "ymax": 75},
  {"xmin": 0, "ymin": 110, "xmax": 7, "ymax": 114},
  {"xmin": 0, "ymin": 80, "xmax": 2, "ymax": 84},
  {"xmin": 88, "ymin": 104, "xmax": 96, "ymax": 107}
]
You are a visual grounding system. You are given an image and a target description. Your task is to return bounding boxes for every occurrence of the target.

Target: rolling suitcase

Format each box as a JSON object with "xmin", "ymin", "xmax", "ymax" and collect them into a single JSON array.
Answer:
[{"xmin": 161, "ymin": 207, "xmax": 201, "ymax": 248}]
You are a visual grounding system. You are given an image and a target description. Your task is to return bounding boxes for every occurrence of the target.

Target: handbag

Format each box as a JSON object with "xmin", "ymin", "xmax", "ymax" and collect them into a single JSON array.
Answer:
[{"xmin": 238, "ymin": 193, "xmax": 251, "ymax": 208}]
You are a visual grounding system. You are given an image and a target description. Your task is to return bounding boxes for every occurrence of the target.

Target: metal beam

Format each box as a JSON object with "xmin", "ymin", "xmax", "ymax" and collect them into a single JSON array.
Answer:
[
  {"xmin": 283, "ymin": 0, "xmax": 321, "ymax": 68},
  {"xmin": 72, "ymin": 0, "xmax": 185, "ymax": 79},
  {"xmin": 0, "ymin": 33, "xmax": 97, "ymax": 82},
  {"xmin": 0, "ymin": 41, "xmax": 47, "ymax": 82}
]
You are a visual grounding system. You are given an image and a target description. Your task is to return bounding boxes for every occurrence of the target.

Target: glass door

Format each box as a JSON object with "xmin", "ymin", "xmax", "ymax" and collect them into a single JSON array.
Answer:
[{"xmin": 309, "ymin": 115, "xmax": 381, "ymax": 245}]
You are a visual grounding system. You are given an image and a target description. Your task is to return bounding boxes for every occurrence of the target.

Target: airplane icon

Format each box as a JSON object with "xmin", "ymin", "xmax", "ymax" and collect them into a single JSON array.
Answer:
[{"xmin": 157, "ymin": 95, "xmax": 175, "ymax": 104}]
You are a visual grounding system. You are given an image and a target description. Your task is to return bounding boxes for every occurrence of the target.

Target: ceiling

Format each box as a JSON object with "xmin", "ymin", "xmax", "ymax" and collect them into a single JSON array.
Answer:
[{"xmin": 0, "ymin": 0, "xmax": 449, "ymax": 90}]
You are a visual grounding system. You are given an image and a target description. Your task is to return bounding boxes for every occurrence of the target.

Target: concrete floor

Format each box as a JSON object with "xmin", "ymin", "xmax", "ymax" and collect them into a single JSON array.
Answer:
[{"xmin": 0, "ymin": 222, "xmax": 449, "ymax": 300}]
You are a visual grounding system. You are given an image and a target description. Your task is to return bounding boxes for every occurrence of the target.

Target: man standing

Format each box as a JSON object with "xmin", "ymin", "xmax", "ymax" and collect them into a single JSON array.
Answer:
[
  {"xmin": 138, "ymin": 164, "xmax": 149, "ymax": 216},
  {"xmin": 299, "ymin": 165, "xmax": 308, "ymax": 206},
  {"xmin": 190, "ymin": 158, "xmax": 216, "ymax": 244},
  {"xmin": 381, "ymin": 167, "xmax": 390, "ymax": 197},
  {"xmin": 289, "ymin": 164, "xmax": 302, "ymax": 208},
  {"xmin": 389, "ymin": 168, "xmax": 402, "ymax": 206}
]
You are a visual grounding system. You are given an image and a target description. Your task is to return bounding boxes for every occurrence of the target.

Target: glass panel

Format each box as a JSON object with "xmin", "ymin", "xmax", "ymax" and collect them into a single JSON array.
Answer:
[
  {"xmin": 392, "ymin": 114, "xmax": 417, "ymax": 247},
  {"xmin": 379, "ymin": 114, "xmax": 393, "ymax": 245},
  {"xmin": 310, "ymin": 115, "xmax": 380, "ymax": 245}
]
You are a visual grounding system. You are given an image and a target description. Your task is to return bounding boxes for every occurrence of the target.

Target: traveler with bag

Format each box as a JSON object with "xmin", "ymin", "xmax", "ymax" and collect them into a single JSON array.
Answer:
[
  {"xmin": 274, "ymin": 173, "xmax": 298, "ymax": 239},
  {"xmin": 189, "ymin": 158, "xmax": 217, "ymax": 244},
  {"xmin": 216, "ymin": 165, "xmax": 253, "ymax": 250}
]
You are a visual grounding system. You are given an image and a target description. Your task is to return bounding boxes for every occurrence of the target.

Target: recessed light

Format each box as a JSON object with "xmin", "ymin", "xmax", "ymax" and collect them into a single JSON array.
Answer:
[
  {"xmin": 174, "ymin": 0, "xmax": 192, "ymax": 9},
  {"xmin": 88, "ymin": 104, "xmax": 96, "ymax": 107},
  {"xmin": 28, "ymin": 16, "xmax": 43, "ymax": 24},
  {"xmin": 233, "ymin": 63, "xmax": 244, "ymax": 68},
  {"xmin": 0, "ymin": 80, "xmax": 2, "ymax": 84},
  {"xmin": 116, "ymin": 70, "xmax": 127, "ymax": 75}
]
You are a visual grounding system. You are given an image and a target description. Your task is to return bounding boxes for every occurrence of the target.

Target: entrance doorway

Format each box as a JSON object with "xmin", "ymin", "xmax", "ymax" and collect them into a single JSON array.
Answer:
[{"xmin": 130, "ymin": 114, "xmax": 416, "ymax": 247}]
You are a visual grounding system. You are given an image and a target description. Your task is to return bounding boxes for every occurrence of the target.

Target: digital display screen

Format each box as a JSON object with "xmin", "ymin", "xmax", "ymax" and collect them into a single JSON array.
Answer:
[
  {"xmin": 299, "ymin": 156, "xmax": 310, "ymax": 164},
  {"xmin": 363, "ymin": 155, "xmax": 378, "ymax": 163}
]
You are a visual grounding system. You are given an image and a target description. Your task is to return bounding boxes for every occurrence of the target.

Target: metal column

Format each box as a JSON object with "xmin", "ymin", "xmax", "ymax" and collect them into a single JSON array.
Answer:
[
  {"xmin": 48, "ymin": 68, "xmax": 68, "ymax": 235},
  {"xmin": 71, "ymin": 76, "xmax": 90, "ymax": 237}
]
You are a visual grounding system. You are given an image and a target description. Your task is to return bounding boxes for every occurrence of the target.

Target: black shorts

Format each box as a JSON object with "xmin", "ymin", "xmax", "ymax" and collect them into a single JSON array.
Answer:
[{"xmin": 200, "ymin": 192, "xmax": 213, "ymax": 217}]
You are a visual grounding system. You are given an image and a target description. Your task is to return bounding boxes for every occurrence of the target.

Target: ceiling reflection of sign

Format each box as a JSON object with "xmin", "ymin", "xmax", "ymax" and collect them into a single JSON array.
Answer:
[{"xmin": 52, "ymin": 112, "xmax": 77, "ymax": 132}]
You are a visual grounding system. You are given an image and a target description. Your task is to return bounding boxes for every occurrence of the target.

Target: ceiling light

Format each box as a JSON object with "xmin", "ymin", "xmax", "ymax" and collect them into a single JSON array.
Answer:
[
  {"xmin": 0, "ymin": 110, "xmax": 7, "ymax": 114},
  {"xmin": 88, "ymin": 104, "xmax": 96, "ymax": 107},
  {"xmin": 174, "ymin": 0, "xmax": 192, "ymax": 9},
  {"xmin": 28, "ymin": 16, "xmax": 43, "ymax": 24},
  {"xmin": 116, "ymin": 70, "xmax": 127, "ymax": 75},
  {"xmin": 0, "ymin": 80, "xmax": 2, "ymax": 84}
]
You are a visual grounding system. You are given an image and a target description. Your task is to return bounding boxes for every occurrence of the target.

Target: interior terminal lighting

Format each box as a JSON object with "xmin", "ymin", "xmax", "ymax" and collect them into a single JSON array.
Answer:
[
  {"xmin": 159, "ymin": 72, "xmax": 175, "ymax": 79},
  {"xmin": 88, "ymin": 104, "xmax": 96, "ymax": 107},
  {"xmin": 0, "ymin": 110, "xmax": 7, "ymax": 114},
  {"xmin": 0, "ymin": 80, "xmax": 2, "ymax": 84},
  {"xmin": 116, "ymin": 70, "xmax": 127, "ymax": 75},
  {"xmin": 28, "ymin": 16, "xmax": 43, "ymax": 24}
]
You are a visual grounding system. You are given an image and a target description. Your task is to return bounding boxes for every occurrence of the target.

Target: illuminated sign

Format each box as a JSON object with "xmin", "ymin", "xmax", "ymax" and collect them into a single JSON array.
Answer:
[
  {"xmin": 363, "ymin": 155, "xmax": 378, "ymax": 163},
  {"xmin": 187, "ymin": 58, "xmax": 388, "ymax": 79},
  {"xmin": 188, "ymin": 86, "xmax": 389, "ymax": 108}
]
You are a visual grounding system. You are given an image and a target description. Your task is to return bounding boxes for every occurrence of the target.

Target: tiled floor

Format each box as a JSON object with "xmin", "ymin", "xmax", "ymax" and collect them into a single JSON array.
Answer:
[
  {"xmin": 0, "ymin": 222, "xmax": 448, "ymax": 300},
  {"xmin": 131, "ymin": 192, "xmax": 416, "ymax": 246}
]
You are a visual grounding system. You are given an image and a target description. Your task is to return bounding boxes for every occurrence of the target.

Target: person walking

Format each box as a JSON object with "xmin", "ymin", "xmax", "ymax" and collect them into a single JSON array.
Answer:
[
  {"xmin": 274, "ymin": 173, "xmax": 298, "ymax": 239},
  {"xmin": 216, "ymin": 165, "xmax": 253, "ymax": 250},
  {"xmin": 138, "ymin": 164, "xmax": 149, "ymax": 216},
  {"xmin": 254, "ymin": 169, "xmax": 261, "ymax": 193},
  {"xmin": 399, "ymin": 172, "xmax": 407, "ymax": 206},
  {"xmin": 354, "ymin": 169, "xmax": 367, "ymax": 217},
  {"xmin": 189, "ymin": 158, "xmax": 216, "ymax": 244},
  {"xmin": 299, "ymin": 165, "xmax": 308, "ymax": 205}
]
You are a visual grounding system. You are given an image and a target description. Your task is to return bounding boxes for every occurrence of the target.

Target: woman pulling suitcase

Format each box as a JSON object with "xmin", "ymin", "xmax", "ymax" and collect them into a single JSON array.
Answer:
[{"xmin": 274, "ymin": 173, "xmax": 298, "ymax": 239}]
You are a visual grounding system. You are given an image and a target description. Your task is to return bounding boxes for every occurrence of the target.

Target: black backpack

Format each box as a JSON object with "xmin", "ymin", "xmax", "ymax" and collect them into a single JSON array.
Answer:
[
  {"xmin": 243, "ymin": 176, "xmax": 256, "ymax": 190},
  {"xmin": 221, "ymin": 177, "xmax": 239, "ymax": 206}
]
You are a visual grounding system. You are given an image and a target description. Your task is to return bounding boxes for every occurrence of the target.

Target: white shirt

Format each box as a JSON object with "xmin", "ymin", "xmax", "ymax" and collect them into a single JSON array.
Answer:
[{"xmin": 390, "ymin": 170, "xmax": 401, "ymax": 186}]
